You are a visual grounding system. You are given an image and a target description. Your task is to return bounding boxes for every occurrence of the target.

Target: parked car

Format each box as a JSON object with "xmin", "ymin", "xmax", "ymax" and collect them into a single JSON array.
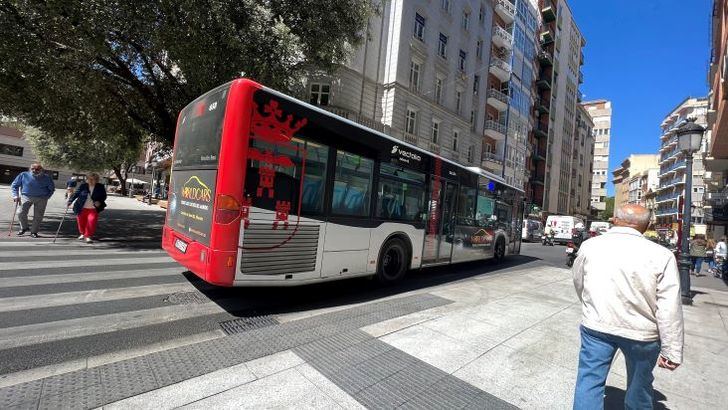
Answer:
[
  {"xmin": 545, "ymin": 215, "xmax": 586, "ymax": 245},
  {"xmin": 522, "ymin": 219, "xmax": 544, "ymax": 242}
]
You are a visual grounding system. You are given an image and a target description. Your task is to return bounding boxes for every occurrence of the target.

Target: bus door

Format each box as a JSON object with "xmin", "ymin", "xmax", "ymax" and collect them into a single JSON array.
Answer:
[{"xmin": 422, "ymin": 177, "xmax": 458, "ymax": 265}]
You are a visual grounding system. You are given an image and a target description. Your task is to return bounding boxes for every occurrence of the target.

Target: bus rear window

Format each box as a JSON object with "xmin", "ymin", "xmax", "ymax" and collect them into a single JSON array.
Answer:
[{"xmin": 173, "ymin": 86, "xmax": 229, "ymax": 169}]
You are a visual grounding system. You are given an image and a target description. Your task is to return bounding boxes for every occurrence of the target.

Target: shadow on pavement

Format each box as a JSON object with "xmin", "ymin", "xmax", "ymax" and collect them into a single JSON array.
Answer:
[
  {"xmin": 0, "ymin": 208, "xmax": 164, "ymax": 249},
  {"xmin": 183, "ymin": 254, "xmax": 541, "ymax": 319},
  {"xmin": 604, "ymin": 386, "xmax": 669, "ymax": 409}
]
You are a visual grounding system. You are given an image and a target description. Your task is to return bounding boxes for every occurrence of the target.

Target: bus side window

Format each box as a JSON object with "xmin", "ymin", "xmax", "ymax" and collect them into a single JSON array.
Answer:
[
  {"xmin": 456, "ymin": 186, "xmax": 477, "ymax": 226},
  {"xmin": 331, "ymin": 150, "xmax": 374, "ymax": 217},
  {"xmin": 476, "ymin": 193, "xmax": 495, "ymax": 228},
  {"xmin": 376, "ymin": 163, "xmax": 426, "ymax": 221}
]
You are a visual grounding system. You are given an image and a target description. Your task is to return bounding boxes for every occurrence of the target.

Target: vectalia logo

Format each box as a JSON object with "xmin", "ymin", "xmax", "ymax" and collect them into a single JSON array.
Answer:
[{"xmin": 391, "ymin": 145, "xmax": 422, "ymax": 162}]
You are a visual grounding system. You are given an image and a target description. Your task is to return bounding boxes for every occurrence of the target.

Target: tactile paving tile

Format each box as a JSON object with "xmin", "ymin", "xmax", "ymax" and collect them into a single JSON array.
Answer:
[
  {"xmin": 0, "ymin": 378, "xmax": 43, "ymax": 408},
  {"xmin": 218, "ymin": 315, "xmax": 279, "ymax": 335},
  {"xmin": 41, "ymin": 368, "xmax": 100, "ymax": 397},
  {"xmin": 38, "ymin": 382, "xmax": 104, "ymax": 410},
  {"xmin": 99, "ymin": 356, "xmax": 159, "ymax": 404}
]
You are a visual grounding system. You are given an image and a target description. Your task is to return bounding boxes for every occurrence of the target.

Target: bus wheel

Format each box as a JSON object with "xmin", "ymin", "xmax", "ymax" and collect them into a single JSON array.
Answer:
[
  {"xmin": 376, "ymin": 238, "xmax": 408, "ymax": 284},
  {"xmin": 493, "ymin": 238, "xmax": 506, "ymax": 263}
]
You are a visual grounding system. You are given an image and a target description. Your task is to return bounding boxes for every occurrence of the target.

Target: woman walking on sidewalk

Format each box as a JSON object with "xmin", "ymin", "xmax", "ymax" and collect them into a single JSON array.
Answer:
[
  {"xmin": 689, "ymin": 234, "xmax": 708, "ymax": 276},
  {"xmin": 67, "ymin": 173, "xmax": 107, "ymax": 243}
]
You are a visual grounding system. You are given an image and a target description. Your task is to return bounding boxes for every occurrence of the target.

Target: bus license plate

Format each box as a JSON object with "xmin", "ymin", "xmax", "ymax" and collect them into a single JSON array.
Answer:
[
  {"xmin": 565, "ymin": 247, "xmax": 574, "ymax": 254},
  {"xmin": 174, "ymin": 238, "xmax": 188, "ymax": 254}
]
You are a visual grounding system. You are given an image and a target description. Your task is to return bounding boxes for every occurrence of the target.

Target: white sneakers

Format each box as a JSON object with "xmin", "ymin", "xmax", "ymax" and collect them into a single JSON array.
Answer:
[
  {"xmin": 85, "ymin": 237, "xmax": 93, "ymax": 244},
  {"xmin": 78, "ymin": 235, "xmax": 85, "ymax": 240},
  {"xmin": 79, "ymin": 235, "xmax": 93, "ymax": 243}
]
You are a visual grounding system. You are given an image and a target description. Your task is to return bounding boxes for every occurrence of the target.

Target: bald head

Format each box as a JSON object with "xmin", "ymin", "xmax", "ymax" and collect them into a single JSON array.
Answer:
[{"xmin": 613, "ymin": 204, "xmax": 651, "ymax": 233}]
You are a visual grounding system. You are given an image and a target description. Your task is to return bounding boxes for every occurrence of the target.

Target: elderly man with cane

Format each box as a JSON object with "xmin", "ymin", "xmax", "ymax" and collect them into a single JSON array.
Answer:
[
  {"xmin": 10, "ymin": 163, "xmax": 55, "ymax": 238},
  {"xmin": 572, "ymin": 204, "xmax": 684, "ymax": 409}
]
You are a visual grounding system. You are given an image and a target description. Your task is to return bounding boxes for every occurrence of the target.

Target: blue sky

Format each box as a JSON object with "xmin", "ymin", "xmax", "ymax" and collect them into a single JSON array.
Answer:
[{"xmin": 569, "ymin": 0, "xmax": 712, "ymax": 195}]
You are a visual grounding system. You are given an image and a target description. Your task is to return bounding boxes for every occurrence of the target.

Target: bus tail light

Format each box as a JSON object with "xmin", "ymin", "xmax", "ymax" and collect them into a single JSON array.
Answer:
[{"xmin": 215, "ymin": 194, "xmax": 241, "ymax": 225}]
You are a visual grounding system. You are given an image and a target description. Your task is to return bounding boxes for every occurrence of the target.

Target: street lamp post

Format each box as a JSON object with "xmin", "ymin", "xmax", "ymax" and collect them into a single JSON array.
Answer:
[{"xmin": 675, "ymin": 118, "xmax": 705, "ymax": 305}]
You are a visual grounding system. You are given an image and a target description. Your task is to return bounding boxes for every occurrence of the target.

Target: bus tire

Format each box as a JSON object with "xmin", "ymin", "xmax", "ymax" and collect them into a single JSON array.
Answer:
[
  {"xmin": 376, "ymin": 238, "xmax": 409, "ymax": 284},
  {"xmin": 493, "ymin": 237, "xmax": 506, "ymax": 263}
]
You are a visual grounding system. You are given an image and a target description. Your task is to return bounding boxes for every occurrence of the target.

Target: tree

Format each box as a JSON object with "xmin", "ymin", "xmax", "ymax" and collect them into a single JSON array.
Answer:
[
  {"xmin": 21, "ymin": 125, "xmax": 143, "ymax": 196},
  {"xmin": 600, "ymin": 196, "xmax": 615, "ymax": 221},
  {"xmin": 0, "ymin": 0, "xmax": 374, "ymax": 147}
]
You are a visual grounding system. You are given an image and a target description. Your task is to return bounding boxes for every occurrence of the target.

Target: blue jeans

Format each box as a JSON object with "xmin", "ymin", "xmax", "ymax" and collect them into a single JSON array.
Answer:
[
  {"xmin": 692, "ymin": 257, "xmax": 704, "ymax": 273},
  {"xmin": 574, "ymin": 326, "xmax": 661, "ymax": 410}
]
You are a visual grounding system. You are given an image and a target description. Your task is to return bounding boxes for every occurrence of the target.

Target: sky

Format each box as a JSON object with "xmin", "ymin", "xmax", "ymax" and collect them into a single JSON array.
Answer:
[{"xmin": 569, "ymin": 0, "xmax": 713, "ymax": 196}]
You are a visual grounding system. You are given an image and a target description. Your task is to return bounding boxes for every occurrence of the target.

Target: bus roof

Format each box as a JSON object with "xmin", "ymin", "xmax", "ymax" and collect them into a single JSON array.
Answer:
[{"xmin": 257, "ymin": 81, "xmax": 524, "ymax": 194}]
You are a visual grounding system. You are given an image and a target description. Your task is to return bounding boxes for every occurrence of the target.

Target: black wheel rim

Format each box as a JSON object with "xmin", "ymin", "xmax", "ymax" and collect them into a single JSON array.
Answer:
[
  {"xmin": 382, "ymin": 247, "xmax": 402, "ymax": 278},
  {"xmin": 496, "ymin": 243, "xmax": 504, "ymax": 259}
]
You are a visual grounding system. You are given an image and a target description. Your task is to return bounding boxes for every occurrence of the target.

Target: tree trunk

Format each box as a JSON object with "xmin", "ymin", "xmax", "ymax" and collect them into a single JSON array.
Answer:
[{"xmin": 113, "ymin": 165, "xmax": 127, "ymax": 196}]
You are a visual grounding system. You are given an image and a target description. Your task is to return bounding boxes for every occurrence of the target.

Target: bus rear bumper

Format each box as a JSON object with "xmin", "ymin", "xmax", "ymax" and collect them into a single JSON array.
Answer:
[{"xmin": 162, "ymin": 227, "xmax": 237, "ymax": 286}]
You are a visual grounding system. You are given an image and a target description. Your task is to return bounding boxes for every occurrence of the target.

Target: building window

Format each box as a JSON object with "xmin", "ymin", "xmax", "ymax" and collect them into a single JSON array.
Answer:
[
  {"xmin": 431, "ymin": 119, "xmax": 440, "ymax": 143},
  {"xmin": 479, "ymin": 5, "xmax": 485, "ymax": 22},
  {"xmin": 405, "ymin": 108, "xmax": 418, "ymax": 135},
  {"xmin": 409, "ymin": 61, "xmax": 421, "ymax": 92},
  {"xmin": 0, "ymin": 143, "xmax": 24, "ymax": 157},
  {"xmin": 458, "ymin": 50, "xmax": 467, "ymax": 71},
  {"xmin": 470, "ymin": 110, "xmax": 476, "ymax": 127},
  {"xmin": 441, "ymin": 0, "xmax": 450, "ymax": 12},
  {"xmin": 453, "ymin": 130, "xmax": 459, "ymax": 151},
  {"xmin": 435, "ymin": 77, "xmax": 443, "ymax": 104},
  {"xmin": 476, "ymin": 40, "xmax": 483, "ymax": 59},
  {"xmin": 462, "ymin": 11, "xmax": 470, "ymax": 30},
  {"xmin": 467, "ymin": 145, "xmax": 474, "ymax": 163},
  {"xmin": 309, "ymin": 83, "xmax": 330, "ymax": 106},
  {"xmin": 414, "ymin": 13, "xmax": 425, "ymax": 41},
  {"xmin": 438, "ymin": 33, "xmax": 448, "ymax": 58},
  {"xmin": 455, "ymin": 89, "xmax": 463, "ymax": 114},
  {"xmin": 473, "ymin": 75, "xmax": 480, "ymax": 94}
]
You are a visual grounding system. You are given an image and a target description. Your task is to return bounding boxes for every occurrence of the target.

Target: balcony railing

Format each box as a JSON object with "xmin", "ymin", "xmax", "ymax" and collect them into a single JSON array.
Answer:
[
  {"xmin": 493, "ymin": 25, "xmax": 514, "ymax": 49},
  {"xmin": 660, "ymin": 148, "xmax": 681, "ymax": 162},
  {"xmin": 495, "ymin": 0, "xmax": 515, "ymax": 23},
  {"xmin": 541, "ymin": 0, "xmax": 556, "ymax": 22},
  {"xmin": 534, "ymin": 122, "xmax": 549, "ymax": 138},
  {"xmin": 403, "ymin": 133, "xmax": 417, "ymax": 144},
  {"xmin": 540, "ymin": 29, "xmax": 554, "ymax": 46},
  {"xmin": 538, "ymin": 50, "xmax": 553, "ymax": 66},
  {"xmin": 487, "ymin": 88, "xmax": 510, "ymax": 105},
  {"xmin": 484, "ymin": 119, "xmax": 507, "ymax": 135},
  {"xmin": 482, "ymin": 152, "xmax": 504, "ymax": 164},
  {"xmin": 655, "ymin": 208, "xmax": 679, "ymax": 216},
  {"xmin": 659, "ymin": 160, "xmax": 686, "ymax": 176},
  {"xmin": 656, "ymin": 192, "xmax": 680, "ymax": 203},
  {"xmin": 489, "ymin": 57, "xmax": 512, "ymax": 82},
  {"xmin": 536, "ymin": 97, "xmax": 550, "ymax": 113}
]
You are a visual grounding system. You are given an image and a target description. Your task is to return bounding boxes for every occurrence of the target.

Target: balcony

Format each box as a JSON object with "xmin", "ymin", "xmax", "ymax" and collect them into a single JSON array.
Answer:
[
  {"xmin": 536, "ymin": 73, "xmax": 552, "ymax": 90},
  {"xmin": 578, "ymin": 70, "xmax": 584, "ymax": 84},
  {"xmin": 659, "ymin": 135, "xmax": 678, "ymax": 150},
  {"xmin": 541, "ymin": 0, "xmax": 556, "ymax": 22},
  {"xmin": 540, "ymin": 30, "xmax": 555, "ymax": 46},
  {"xmin": 484, "ymin": 119, "xmax": 507, "ymax": 140},
  {"xmin": 428, "ymin": 142, "xmax": 441, "ymax": 154},
  {"xmin": 321, "ymin": 105, "xmax": 389, "ymax": 135},
  {"xmin": 534, "ymin": 122, "xmax": 549, "ymax": 139},
  {"xmin": 493, "ymin": 25, "xmax": 514, "ymax": 50},
  {"xmin": 403, "ymin": 133, "xmax": 417, "ymax": 145},
  {"xmin": 659, "ymin": 159, "xmax": 686, "ymax": 176},
  {"xmin": 533, "ymin": 145, "xmax": 547, "ymax": 160},
  {"xmin": 536, "ymin": 97, "xmax": 550, "ymax": 114},
  {"xmin": 530, "ymin": 173, "xmax": 546, "ymax": 185},
  {"xmin": 482, "ymin": 152, "xmax": 504, "ymax": 172},
  {"xmin": 495, "ymin": 0, "xmax": 515, "ymax": 24},
  {"xmin": 486, "ymin": 88, "xmax": 510, "ymax": 111},
  {"xmin": 655, "ymin": 208, "xmax": 679, "ymax": 216},
  {"xmin": 656, "ymin": 192, "xmax": 681, "ymax": 203},
  {"xmin": 489, "ymin": 57, "xmax": 512, "ymax": 82},
  {"xmin": 538, "ymin": 50, "xmax": 553, "ymax": 67},
  {"xmin": 660, "ymin": 148, "xmax": 681, "ymax": 163}
]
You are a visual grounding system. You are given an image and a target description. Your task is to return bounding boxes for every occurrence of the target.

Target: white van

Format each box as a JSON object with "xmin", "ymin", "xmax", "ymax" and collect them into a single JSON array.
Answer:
[
  {"xmin": 545, "ymin": 215, "xmax": 585, "ymax": 244},
  {"xmin": 589, "ymin": 221, "xmax": 611, "ymax": 234},
  {"xmin": 522, "ymin": 219, "xmax": 544, "ymax": 242}
]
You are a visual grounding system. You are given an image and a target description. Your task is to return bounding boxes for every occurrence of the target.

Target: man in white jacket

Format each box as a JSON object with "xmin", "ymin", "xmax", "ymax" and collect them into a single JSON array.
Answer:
[{"xmin": 572, "ymin": 204, "xmax": 684, "ymax": 409}]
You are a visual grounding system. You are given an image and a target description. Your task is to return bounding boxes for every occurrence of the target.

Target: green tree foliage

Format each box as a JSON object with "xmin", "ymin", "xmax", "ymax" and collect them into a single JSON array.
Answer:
[
  {"xmin": 0, "ymin": 0, "xmax": 374, "ymax": 148},
  {"xmin": 600, "ymin": 196, "xmax": 615, "ymax": 220},
  {"xmin": 21, "ymin": 125, "xmax": 143, "ymax": 196}
]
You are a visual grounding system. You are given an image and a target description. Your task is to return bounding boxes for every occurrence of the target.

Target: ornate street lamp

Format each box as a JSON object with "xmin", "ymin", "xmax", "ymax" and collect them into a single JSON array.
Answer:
[{"xmin": 675, "ymin": 118, "xmax": 705, "ymax": 305}]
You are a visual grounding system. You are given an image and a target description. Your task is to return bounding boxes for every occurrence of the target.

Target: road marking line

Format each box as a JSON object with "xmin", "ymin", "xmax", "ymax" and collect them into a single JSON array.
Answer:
[
  {"xmin": 0, "ymin": 267, "xmax": 182, "ymax": 288},
  {"xmin": 0, "ymin": 256, "xmax": 173, "ymax": 271}
]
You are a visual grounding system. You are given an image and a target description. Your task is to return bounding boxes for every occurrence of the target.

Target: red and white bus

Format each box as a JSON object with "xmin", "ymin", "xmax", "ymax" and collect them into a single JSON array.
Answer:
[{"xmin": 162, "ymin": 79, "xmax": 524, "ymax": 286}]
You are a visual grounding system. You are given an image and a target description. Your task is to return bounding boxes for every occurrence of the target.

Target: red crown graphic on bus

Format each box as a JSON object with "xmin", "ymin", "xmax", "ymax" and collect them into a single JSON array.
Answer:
[{"xmin": 251, "ymin": 100, "xmax": 307, "ymax": 143}]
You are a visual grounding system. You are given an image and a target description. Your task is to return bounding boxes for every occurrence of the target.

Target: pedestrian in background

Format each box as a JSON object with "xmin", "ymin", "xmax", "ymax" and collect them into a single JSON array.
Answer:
[
  {"xmin": 10, "ymin": 163, "xmax": 55, "ymax": 238},
  {"xmin": 572, "ymin": 204, "xmax": 683, "ymax": 409},
  {"xmin": 689, "ymin": 234, "xmax": 707, "ymax": 276},
  {"xmin": 706, "ymin": 238, "xmax": 716, "ymax": 272},
  {"xmin": 714, "ymin": 236, "xmax": 727, "ymax": 278},
  {"xmin": 65, "ymin": 176, "xmax": 78, "ymax": 199},
  {"xmin": 67, "ymin": 172, "xmax": 107, "ymax": 243}
]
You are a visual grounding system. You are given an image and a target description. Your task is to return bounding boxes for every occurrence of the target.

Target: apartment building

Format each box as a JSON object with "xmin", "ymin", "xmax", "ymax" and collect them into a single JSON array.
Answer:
[
  {"xmin": 582, "ymin": 99, "xmax": 612, "ymax": 213},
  {"xmin": 627, "ymin": 169, "xmax": 659, "ymax": 206},
  {"xmin": 525, "ymin": 0, "xmax": 586, "ymax": 216},
  {"xmin": 568, "ymin": 104, "xmax": 594, "ymax": 218},
  {"xmin": 612, "ymin": 154, "xmax": 659, "ymax": 208},
  {"xmin": 705, "ymin": 0, "xmax": 728, "ymax": 239},
  {"xmin": 654, "ymin": 97, "xmax": 709, "ymax": 233},
  {"xmin": 0, "ymin": 124, "xmax": 73, "ymax": 188},
  {"xmin": 304, "ymin": 0, "xmax": 494, "ymax": 168}
]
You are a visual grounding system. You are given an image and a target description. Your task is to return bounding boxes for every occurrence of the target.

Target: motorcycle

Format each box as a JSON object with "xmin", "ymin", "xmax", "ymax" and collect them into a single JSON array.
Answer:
[
  {"xmin": 565, "ymin": 241, "xmax": 577, "ymax": 267},
  {"xmin": 542, "ymin": 231, "xmax": 555, "ymax": 246}
]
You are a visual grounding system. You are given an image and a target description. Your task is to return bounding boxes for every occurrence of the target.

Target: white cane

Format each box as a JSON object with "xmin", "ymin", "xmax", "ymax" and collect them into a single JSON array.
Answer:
[
  {"xmin": 53, "ymin": 206, "xmax": 70, "ymax": 244},
  {"xmin": 7, "ymin": 201, "xmax": 18, "ymax": 237}
]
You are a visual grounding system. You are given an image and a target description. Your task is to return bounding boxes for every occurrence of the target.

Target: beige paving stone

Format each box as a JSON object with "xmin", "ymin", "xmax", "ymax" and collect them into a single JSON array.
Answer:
[
  {"xmin": 296, "ymin": 363, "xmax": 365, "ymax": 410},
  {"xmin": 245, "ymin": 350, "xmax": 305, "ymax": 379},
  {"xmin": 360, "ymin": 304, "xmax": 450, "ymax": 338},
  {"xmin": 380, "ymin": 324, "xmax": 485, "ymax": 373},
  {"xmin": 501, "ymin": 326, "xmax": 581, "ymax": 372}
]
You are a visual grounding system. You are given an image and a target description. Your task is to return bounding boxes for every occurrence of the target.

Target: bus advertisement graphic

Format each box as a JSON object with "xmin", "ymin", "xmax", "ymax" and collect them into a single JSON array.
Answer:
[{"xmin": 168, "ymin": 170, "xmax": 217, "ymax": 244}]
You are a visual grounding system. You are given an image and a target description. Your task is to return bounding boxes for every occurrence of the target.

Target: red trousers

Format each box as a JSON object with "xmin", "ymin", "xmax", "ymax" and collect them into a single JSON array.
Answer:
[{"xmin": 77, "ymin": 208, "xmax": 99, "ymax": 238}]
